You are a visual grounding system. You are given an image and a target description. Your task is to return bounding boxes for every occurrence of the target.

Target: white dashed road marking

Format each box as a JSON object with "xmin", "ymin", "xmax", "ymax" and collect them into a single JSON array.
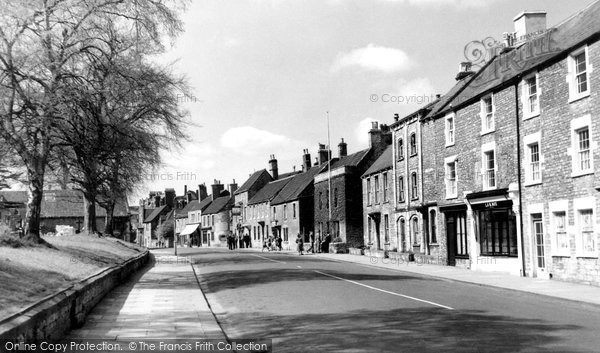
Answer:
[{"xmin": 314, "ymin": 270, "xmax": 454, "ymax": 310}]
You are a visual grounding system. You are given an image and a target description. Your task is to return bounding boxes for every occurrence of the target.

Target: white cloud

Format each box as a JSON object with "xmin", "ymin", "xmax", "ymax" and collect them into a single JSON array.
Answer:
[
  {"xmin": 381, "ymin": 0, "xmax": 495, "ymax": 8},
  {"xmin": 332, "ymin": 44, "xmax": 413, "ymax": 74},
  {"xmin": 355, "ymin": 118, "xmax": 381, "ymax": 146},
  {"xmin": 221, "ymin": 126, "xmax": 297, "ymax": 156}
]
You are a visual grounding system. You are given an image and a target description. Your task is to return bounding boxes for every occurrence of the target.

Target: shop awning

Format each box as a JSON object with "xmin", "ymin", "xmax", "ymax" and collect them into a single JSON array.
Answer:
[{"xmin": 180, "ymin": 224, "xmax": 200, "ymax": 236}]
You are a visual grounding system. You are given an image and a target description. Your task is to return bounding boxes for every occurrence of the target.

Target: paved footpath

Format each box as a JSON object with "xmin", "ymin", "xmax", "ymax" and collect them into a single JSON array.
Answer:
[
  {"xmin": 66, "ymin": 250, "xmax": 227, "ymax": 341},
  {"xmin": 240, "ymin": 248, "xmax": 600, "ymax": 307}
]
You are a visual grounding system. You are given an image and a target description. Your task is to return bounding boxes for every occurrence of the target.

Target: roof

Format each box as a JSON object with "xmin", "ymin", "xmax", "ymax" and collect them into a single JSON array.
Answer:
[
  {"xmin": 235, "ymin": 169, "xmax": 272, "ymax": 195},
  {"xmin": 435, "ymin": 0, "xmax": 600, "ymax": 117},
  {"xmin": 143, "ymin": 205, "xmax": 168, "ymax": 223},
  {"xmin": 0, "ymin": 189, "xmax": 129, "ymax": 218},
  {"xmin": 203, "ymin": 195, "xmax": 234, "ymax": 214},
  {"xmin": 363, "ymin": 145, "xmax": 393, "ymax": 177},
  {"xmin": 181, "ymin": 196, "xmax": 213, "ymax": 214},
  {"xmin": 271, "ymin": 165, "xmax": 324, "ymax": 205},
  {"xmin": 248, "ymin": 177, "xmax": 292, "ymax": 205},
  {"xmin": 322, "ymin": 149, "xmax": 370, "ymax": 173},
  {"xmin": 0, "ymin": 191, "xmax": 27, "ymax": 204}
]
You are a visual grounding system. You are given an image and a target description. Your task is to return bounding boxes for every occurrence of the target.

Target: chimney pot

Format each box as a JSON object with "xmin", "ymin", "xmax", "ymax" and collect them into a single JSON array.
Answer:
[
  {"xmin": 338, "ymin": 138, "xmax": 348, "ymax": 158},
  {"xmin": 302, "ymin": 149, "xmax": 312, "ymax": 171},
  {"xmin": 455, "ymin": 61, "xmax": 475, "ymax": 81},
  {"xmin": 318, "ymin": 143, "xmax": 331, "ymax": 165},
  {"xmin": 269, "ymin": 155, "xmax": 279, "ymax": 180}
]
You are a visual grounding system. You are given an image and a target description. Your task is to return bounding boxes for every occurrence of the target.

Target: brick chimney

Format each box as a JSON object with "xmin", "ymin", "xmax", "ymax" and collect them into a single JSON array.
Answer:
[
  {"xmin": 302, "ymin": 149, "xmax": 312, "ymax": 172},
  {"xmin": 455, "ymin": 61, "xmax": 474, "ymax": 81},
  {"xmin": 513, "ymin": 11, "xmax": 546, "ymax": 43},
  {"xmin": 369, "ymin": 122, "xmax": 392, "ymax": 158},
  {"xmin": 211, "ymin": 180, "xmax": 224, "ymax": 200},
  {"xmin": 269, "ymin": 155, "xmax": 278, "ymax": 180},
  {"xmin": 164, "ymin": 188, "xmax": 175, "ymax": 208},
  {"xmin": 229, "ymin": 180, "xmax": 238, "ymax": 195},
  {"xmin": 198, "ymin": 184, "xmax": 208, "ymax": 201},
  {"xmin": 338, "ymin": 138, "xmax": 347, "ymax": 158},
  {"xmin": 318, "ymin": 143, "xmax": 330, "ymax": 165}
]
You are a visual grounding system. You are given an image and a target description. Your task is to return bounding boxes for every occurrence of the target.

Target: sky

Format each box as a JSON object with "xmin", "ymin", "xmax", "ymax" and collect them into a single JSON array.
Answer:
[{"xmin": 141, "ymin": 0, "xmax": 595, "ymax": 200}]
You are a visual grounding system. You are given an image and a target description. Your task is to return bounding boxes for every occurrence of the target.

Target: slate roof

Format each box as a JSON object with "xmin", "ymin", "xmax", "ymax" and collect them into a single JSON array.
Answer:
[
  {"xmin": 0, "ymin": 191, "xmax": 27, "ymax": 203},
  {"xmin": 363, "ymin": 145, "xmax": 393, "ymax": 177},
  {"xmin": 235, "ymin": 169, "xmax": 272, "ymax": 195},
  {"xmin": 143, "ymin": 205, "xmax": 168, "ymax": 223},
  {"xmin": 322, "ymin": 149, "xmax": 370, "ymax": 173},
  {"xmin": 181, "ymin": 196, "xmax": 213, "ymax": 215},
  {"xmin": 271, "ymin": 165, "xmax": 324, "ymax": 206},
  {"xmin": 203, "ymin": 196, "xmax": 234, "ymax": 215},
  {"xmin": 248, "ymin": 177, "xmax": 292, "ymax": 205},
  {"xmin": 434, "ymin": 0, "xmax": 600, "ymax": 117},
  {"xmin": 0, "ymin": 190, "xmax": 129, "ymax": 218}
]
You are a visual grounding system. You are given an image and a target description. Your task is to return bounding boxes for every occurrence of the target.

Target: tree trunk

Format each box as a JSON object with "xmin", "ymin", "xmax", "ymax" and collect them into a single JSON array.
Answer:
[
  {"xmin": 104, "ymin": 202, "xmax": 115, "ymax": 237},
  {"xmin": 23, "ymin": 165, "xmax": 44, "ymax": 243},
  {"xmin": 83, "ymin": 192, "xmax": 97, "ymax": 234}
]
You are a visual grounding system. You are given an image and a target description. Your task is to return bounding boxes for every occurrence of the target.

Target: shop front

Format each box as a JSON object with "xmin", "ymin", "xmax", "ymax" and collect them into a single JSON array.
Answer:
[{"xmin": 466, "ymin": 189, "xmax": 521, "ymax": 275}]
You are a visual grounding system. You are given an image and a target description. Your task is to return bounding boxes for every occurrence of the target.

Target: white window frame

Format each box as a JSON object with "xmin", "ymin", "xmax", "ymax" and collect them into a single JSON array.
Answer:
[
  {"xmin": 523, "ymin": 132, "xmax": 542, "ymax": 186},
  {"xmin": 445, "ymin": 155, "xmax": 458, "ymax": 199},
  {"xmin": 522, "ymin": 73, "xmax": 540, "ymax": 119},
  {"xmin": 445, "ymin": 112, "xmax": 455, "ymax": 147},
  {"xmin": 573, "ymin": 196, "xmax": 597, "ymax": 258},
  {"xmin": 549, "ymin": 200, "xmax": 569, "ymax": 257},
  {"xmin": 567, "ymin": 45, "xmax": 592, "ymax": 103},
  {"xmin": 480, "ymin": 94, "xmax": 495, "ymax": 135},
  {"xmin": 569, "ymin": 114, "xmax": 595, "ymax": 177},
  {"xmin": 481, "ymin": 141, "xmax": 497, "ymax": 191}
]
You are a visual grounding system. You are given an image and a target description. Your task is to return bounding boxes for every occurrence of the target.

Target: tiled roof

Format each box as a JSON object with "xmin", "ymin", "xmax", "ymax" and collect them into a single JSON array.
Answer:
[
  {"xmin": 435, "ymin": 0, "xmax": 600, "ymax": 117},
  {"xmin": 363, "ymin": 145, "xmax": 393, "ymax": 177},
  {"xmin": 203, "ymin": 196, "xmax": 233, "ymax": 214},
  {"xmin": 235, "ymin": 169, "xmax": 272, "ymax": 195},
  {"xmin": 248, "ymin": 177, "xmax": 292, "ymax": 205},
  {"xmin": 181, "ymin": 196, "xmax": 213, "ymax": 215},
  {"xmin": 0, "ymin": 189, "xmax": 130, "ymax": 218},
  {"xmin": 143, "ymin": 205, "xmax": 168, "ymax": 223},
  {"xmin": 322, "ymin": 149, "xmax": 370, "ymax": 173},
  {"xmin": 0, "ymin": 191, "xmax": 27, "ymax": 203},
  {"xmin": 271, "ymin": 165, "xmax": 324, "ymax": 205}
]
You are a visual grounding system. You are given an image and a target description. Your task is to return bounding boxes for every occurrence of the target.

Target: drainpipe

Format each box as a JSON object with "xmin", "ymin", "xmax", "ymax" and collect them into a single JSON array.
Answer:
[{"xmin": 515, "ymin": 81, "xmax": 527, "ymax": 277}]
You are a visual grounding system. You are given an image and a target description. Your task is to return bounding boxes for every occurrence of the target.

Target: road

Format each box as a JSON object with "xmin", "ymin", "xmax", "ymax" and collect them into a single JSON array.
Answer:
[{"xmin": 180, "ymin": 247, "xmax": 600, "ymax": 353}]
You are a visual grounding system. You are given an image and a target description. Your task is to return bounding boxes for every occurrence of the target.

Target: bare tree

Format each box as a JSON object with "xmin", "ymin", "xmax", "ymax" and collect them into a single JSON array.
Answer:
[{"xmin": 0, "ymin": 0, "xmax": 187, "ymax": 242}]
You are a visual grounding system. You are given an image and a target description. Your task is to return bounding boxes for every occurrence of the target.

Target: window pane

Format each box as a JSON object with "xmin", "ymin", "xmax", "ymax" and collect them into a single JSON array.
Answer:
[
  {"xmin": 575, "ymin": 53, "xmax": 588, "ymax": 93},
  {"xmin": 578, "ymin": 128, "xmax": 590, "ymax": 171}
]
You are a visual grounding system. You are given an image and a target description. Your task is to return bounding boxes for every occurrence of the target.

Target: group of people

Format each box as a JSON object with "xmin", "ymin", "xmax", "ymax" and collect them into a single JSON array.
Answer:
[
  {"xmin": 226, "ymin": 231, "xmax": 333, "ymax": 254},
  {"xmin": 226, "ymin": 233, "xmax": 251, "ymax": 250},
  {"xmin": 262, "ymin": 235, "xmax": 283, "ymax": 252},
  {"xmin": 296, "ymin": 232, "xmax": 332, "ymax": 255}
]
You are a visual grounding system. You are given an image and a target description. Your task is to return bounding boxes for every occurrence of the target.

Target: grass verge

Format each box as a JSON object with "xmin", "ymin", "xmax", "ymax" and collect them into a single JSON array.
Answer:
[{"xmin": 0, "ymin": 234, "xmax": 144, "ymax": 320}]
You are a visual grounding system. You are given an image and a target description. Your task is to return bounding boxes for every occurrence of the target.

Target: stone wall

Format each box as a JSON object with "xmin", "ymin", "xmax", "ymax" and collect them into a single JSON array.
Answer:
[{"xmin": 0, "ymin": 250, "xmax": 149, "ymax": 340}]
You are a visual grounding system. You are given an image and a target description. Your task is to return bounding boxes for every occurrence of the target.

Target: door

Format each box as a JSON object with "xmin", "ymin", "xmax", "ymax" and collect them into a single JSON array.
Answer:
[
  {"xmin": 532, "ymin": 214, "xmax": 545, "ymax": 270},
  {"xmin": 446, "ymin": 214, "xmax": 457, "ymax": 266}
]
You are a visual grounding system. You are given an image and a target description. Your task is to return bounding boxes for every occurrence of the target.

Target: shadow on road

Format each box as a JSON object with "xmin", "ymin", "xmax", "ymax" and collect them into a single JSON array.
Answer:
[
  {"xmin": 221, "ymin": 307, "xmax": 581, "ymax": 353},
  {"xmin": 197, "ymin": 267, "xmax": 435, "ymax": 294}
]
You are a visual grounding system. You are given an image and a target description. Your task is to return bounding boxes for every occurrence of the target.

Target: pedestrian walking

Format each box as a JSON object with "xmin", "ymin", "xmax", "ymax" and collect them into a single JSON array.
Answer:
[
  {"xmin": 276, "ymin": 236, "xmax": 283, "ymax": 251},
  {"xmin": 296, "ymin": 234, "xmax": 304, "ymax": 255},
  {"xmin": 306, "ymin": 231, "xmax": 315, "ymax": 253}
]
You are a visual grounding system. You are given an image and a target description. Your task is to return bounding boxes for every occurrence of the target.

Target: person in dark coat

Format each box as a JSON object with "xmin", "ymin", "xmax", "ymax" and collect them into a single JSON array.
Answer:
[
  {"xmin": 296, "ymin": 234, "xmax": 304, "ymax": 255},
  {"xmin": 321, "ymin": 233, "xmax": 331, "ymax": 253},
  {"xmin": 275, "ymin": 236, "xmax": 283, "ymax": 251},
  {"xmin": 306, "ymin": 231, "xmax": 315, "ymax": 253}
]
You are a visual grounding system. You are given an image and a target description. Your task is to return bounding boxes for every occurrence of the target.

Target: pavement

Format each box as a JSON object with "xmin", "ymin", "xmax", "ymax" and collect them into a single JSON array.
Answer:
[
  {"xmin": 236, "ymin": 247, "xmax": 600, "ymax": 307},
  {"xmin": 66, "ymin": 249, "xmax": 227, "ymax": 341}
]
